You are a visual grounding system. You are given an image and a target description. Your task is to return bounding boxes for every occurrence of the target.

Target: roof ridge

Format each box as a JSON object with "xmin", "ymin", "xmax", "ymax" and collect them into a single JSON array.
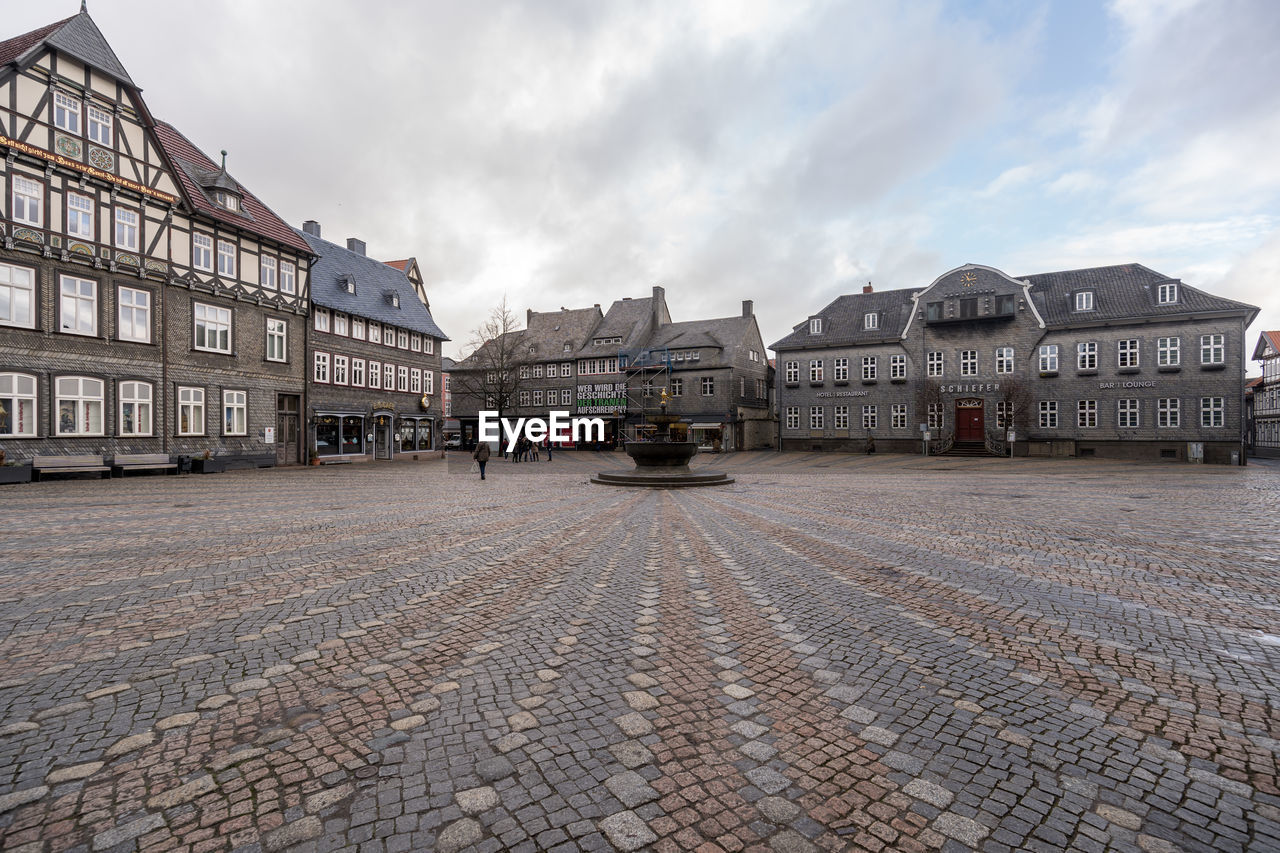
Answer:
[{"xmin": 0, "ymin": 14, "xmax": 76, "ymax": 67}]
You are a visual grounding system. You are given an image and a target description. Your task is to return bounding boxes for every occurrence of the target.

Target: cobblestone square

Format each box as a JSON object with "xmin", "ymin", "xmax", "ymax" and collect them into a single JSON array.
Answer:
[{"xmin": 1, "ymin": 452, "xmax": 1278, "ymax": 853}]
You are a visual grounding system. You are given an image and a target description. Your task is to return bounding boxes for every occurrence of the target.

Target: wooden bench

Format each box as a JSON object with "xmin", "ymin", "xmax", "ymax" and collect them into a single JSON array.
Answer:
[
  {"xmin": 110, "ymin": 453, "xmax": 178, "ymax": 477},
  {"xmin": 31, "ymin": 455, "xmax": 111, "ymax": 481}
]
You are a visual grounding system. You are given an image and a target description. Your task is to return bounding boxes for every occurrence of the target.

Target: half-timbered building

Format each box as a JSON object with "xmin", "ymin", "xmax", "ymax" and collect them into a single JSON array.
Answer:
[{"xmin": 0, "ymin": 9, "xmax": 313, "ymax": 468}]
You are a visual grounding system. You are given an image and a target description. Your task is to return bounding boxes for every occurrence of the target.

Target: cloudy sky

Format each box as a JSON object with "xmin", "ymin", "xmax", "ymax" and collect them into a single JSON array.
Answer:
[{"xmin": 13, "ymin": 0, "xmax": 1280, "ymax": 362}]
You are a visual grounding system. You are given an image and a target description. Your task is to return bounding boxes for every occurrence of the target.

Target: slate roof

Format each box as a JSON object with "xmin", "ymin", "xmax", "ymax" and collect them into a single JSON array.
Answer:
[
  {"xmin": 0, "ymin": 12, "xmax": 132, "ymax": 84},
  {"xmin": 300, "ymin": 230, "xmax": 448, "ymax": 340},
  {"xmin": 648, "ymin": 316, "xmax": 757, "ymax": 369},
  {"xmin": 153, "ymin": 122, "xmax": 311, "ymax": 254},
  {"xmin": 771, "ymin": 288, "xmax": 916, "ymax": 350},
  {"xmin": 524, "ymin": 307, "xmax": 604, "ymax": 359},
  {"xmin": 772, "ymin": 263, "xmax": 1259, "ymax": 350},
  {"xmin": 578, "ymin": 297, "xmax": 656, "ymax": 357},
  {"xmin": 1023, "ymin": 264, "xmax": 1257, "ymax": 327}
]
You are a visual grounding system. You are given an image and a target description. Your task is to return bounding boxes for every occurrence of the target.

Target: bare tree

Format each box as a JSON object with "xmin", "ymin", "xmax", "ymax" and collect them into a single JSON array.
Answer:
[
  {"xmin": 996, "ymin": 376, "xmax": 1034, "ymax": 434},
  {"xmin": 915, "ymin": 380, "xmax": 945, "ymax": 437},
  {"xmin": 449, "ymin": 296, "xmax": 527, "ymax": 421}
]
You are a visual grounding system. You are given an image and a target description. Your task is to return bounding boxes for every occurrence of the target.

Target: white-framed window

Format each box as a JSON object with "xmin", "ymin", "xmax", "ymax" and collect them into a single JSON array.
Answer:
[
  {"xmin": 890, "ymin": 354, "xmax": 907, "ymax": 379},
  {"xmin": 1118, "ymin": 339, "xmax": 1139, "ymax": 368},
  {"xmin": 862, "ymin": 356, "xmax": 877, "ymax": 380},
  {"xmin": 55, "ymin": 376, "xmax": 104, "ymax": 436},
  {"xmin": 833, "ymin": 358, "xmax": 849, "ymax": 381},
  {"xmin": 670, "ymin": 377, "xmax": 683, "ymax": 397},
  {"xmin": 368, "ymin": 321, "xmax": 381, "ymax": 343},
  {"xmin": 834, "ymin": 405, "xmax": 849, "ymax": 429},
  {"xmin": 333, "ymin": 355, "xmax": 348, "ymax": 385},
  {"xmin": 411, "ymin": 333, "xmax": 422, "ymax": 353},
  {"xmin": 223, "ymin": 390, "xmax": 247, "ymax": 435},
  {"xmin": 87, "ymin": 104, "xmax": 112, "ymax": 145},
  {"xmin": 702, "ymin": 376, "xmax": 715, "ymax": 396},
  {"xmin": 384, "ymin": 326, "xmax": 395, "ymax": 347},
  {"xmin": 559, "ymin": 387, "xmax": 569, "ymax": 405},
  {"xmin": 351, "ymin": 317, "xmax": 365, "ymax": 339},
  {"xmin": 114, "ymin": 207, "xmax": 138, "ymax": 250},
  {"xmin": 1157, "ymin": 336, "xmax": 1180, "ymax": 366},
  {"xmin": 217, "ymin": 240, "xmax": 236, "ymax": 277},
  {"xmin": 425, "ymin": 370, "xmax": 435, "ymax": 395},
  {"xmin": 864, "ymin": 312, "xmax": 878, "ymax": 330},
  {"xmin": 423, "ymin": 336, "xmax": 434, "ymax": 354},
  {"xmin": 862, "ymin": 405, "xmax": 877, "ymax": 430},
  {"xmin": 266, "ymin": 317, "xmax": 287, "ymax": 362},
  {"xmin": 1118, "ymin": 398, "xmax": 1139, "ymax": 428},
  {"xmin": 351, "ymin": 358, "xmax": 365, "ymax": 387},
  {"xmin": 54, "ymin": 90, "xmax": 81, "ymax": 132},
  {"xmin": 1158, "ymin": 398, "xmax": 1179, "ymax": 428},
  {"xmin": 996, "ymin": 401, "xmax": 1011, "ymax": 429},
  {"xmin": 280, "ymin": 261, "xmax": 296, "ymax": 295},
  {"xmin": 560, "ymin": 362, "xmax": 570, "ymax": 377},
  {"xmin": 177, "ymin": 386, "xmax": 204, "ymax": 435},
  {"xmin": 117, "ymin": 286, "xmax": 150, "ymax": 343},
  {"xmin": 519, "ymin": 366, "xmax": 530, "ymax": 380},
  {"xmin": 891, "ymin": 404, "xmax": 906, "ymax": 429},
  {"xmin": 0, "ymin": 372, "xmax": 37, "ymax": 436},
  {"xmin": 66, "ymin": 193, "xmax": 94, "ymax": 238},
  {"xmin": 785, "ymin": 361, "xmax": 799, "ymax": 383},
  {"xmin": 192, "ymin": 233, "xmax": 213, "ymax": 271},
  {"xmin": 313, "ymin": 307, "xmax": 330, "ymax": 332},
  {"xmin": 1200, "ymin": 334, "xmax": 1224, "ymax": 365},
  {"xmin": 995, "ymin": 347, "xmax": 1013, "ymax": 374},
  {"xmin": 367, "ymin": 360, "xmax": 381, "ymax": 389},
  {"xmin": 0, "ymin": 262, "xmax": 36, "ymax": 329},
  {"xmin": 194, "ymin": 302, "xmax": 231, "ymax": 353},
  {"xmin": 410, "ymin": 368, "xmax": 422, "ymax": 393},
  {"xmin": 1038, "ymin": 345, "xmax": 1058, "ymax": 372},
  {"xmin": 533, "ymin": 389, "xmax": 544, "ymax": 406},
  {"xmin": 59, "ymin": 274, "xmax": 97, "ymax": 336},
  {"xmin": 1077, "ymin": 342, "xmax": 1096, "ymax": 371},
  {"xmin": 397, "ymin": 330, "xmax": 409, "ymax": 349},
  {"xmin": 785, "ymin": 406, "xmax": 799, "ymax": 430},
  {"xmin": 960, "ymin": 350, "xmax": 977, "ymax": 376},
  {"xmin": 11, "ymin": 174, "xmax": 42, "ymax": 226},
  {"xmin": 809, "ymin": 318, "xmax": 822, "ymax": 334},
  {"xmin": 810, "ymin": 406, "xmax": 824, "ymax": 429},
  {"xmin": 1158, "ymin": 282, "xmax": 1178, "ymax": 304},
  {"xmin": 928, "ymin": 403, "xmax": 943, "ymax": 430},
  {"xmin": 927, "ymin": 351, "xmax": 944, "ymax": 376},
  {"xmin": 332, "ymin": 312, "xmax": 348, "ymax": 337},
  {"xmin": 809, "ymin": 360, "xmax": 823, "ymax": 382},
  {"xmin": 533, "ymin": 364, "xmax": 544, "ymax": 378},
  {"xmin": 1039, "ymin": 400, "xmax": 1058, "ymax": 429},
  {"xmin": 519, "ymin": 390, "xmax": 531, "ymax": 406},
  {"xmin": 313, "ymin": 352, "xmax": 330, "ymax": 383},
  {"xmin": 1078, "ymin": 399, "xmax": 1097, "ymax": 428},
  {"xmin": 394, "ymin": 365, "xmax": 406, "ymax": 391},
  {"xmin": 1201, "ymin": 397, "xmax": 1223, "ymax": 427},
  {"xmin": 1075, "ymin": 291, "xmax": 1094, "ymax": 311},
  {"xmin": 260, "ymin": 256, "xmax": 277, "ymax": 290},
  {"xmin": 385, "ymin": 363, "xmax": 395, "ymax": 389}
]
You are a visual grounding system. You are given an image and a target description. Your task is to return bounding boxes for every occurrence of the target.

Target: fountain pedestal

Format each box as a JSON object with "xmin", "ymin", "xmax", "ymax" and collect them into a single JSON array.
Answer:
[{"xmin": 592, "ymin": 407, "xmax": 734, "ymax": 488}]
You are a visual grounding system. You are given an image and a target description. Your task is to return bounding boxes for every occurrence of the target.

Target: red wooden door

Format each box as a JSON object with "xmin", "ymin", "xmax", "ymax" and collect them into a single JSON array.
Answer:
[{"xmin": 956, "ymin": 404, "xmax": 984, "ymax": 441}]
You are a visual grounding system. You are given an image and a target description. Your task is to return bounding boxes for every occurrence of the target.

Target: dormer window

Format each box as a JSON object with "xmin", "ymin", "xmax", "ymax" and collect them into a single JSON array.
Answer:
[
  {"xmin": 1157, "ymin": 282, "xmax": 1178, "ymax": 304},
  {"xmin": 340, "ymin": 274, "xmax": 356, "ymax": 294},
  {"xmin": 864, "ymin": 312, "xmax": 878, "ymax": 330},
  {"xmin": 1075, "ymin": 291, "xmax": 1094, "ymax": 311},
  {"xmin": 563, "ymin": 342, "xmax": 571, "ymax": 352},
  {"xmin": 213, "ymin": 190, "xmax": 239, "ymax": 212},
  {"xmin": 809, "ymin": 318, "xmax": 822, "ymax": 334}
]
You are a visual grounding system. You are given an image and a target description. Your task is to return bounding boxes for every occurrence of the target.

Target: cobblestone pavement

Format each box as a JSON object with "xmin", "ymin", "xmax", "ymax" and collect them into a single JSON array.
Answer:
[{"xmin": 1, "ymin": 451, "xmax": 1278, "ymax": 853}]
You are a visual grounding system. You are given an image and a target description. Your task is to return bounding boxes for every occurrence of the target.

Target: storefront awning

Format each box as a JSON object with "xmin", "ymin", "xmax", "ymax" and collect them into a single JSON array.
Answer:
[{"xmin": 690, "ymin": 423, "xmax": 722, "ymax": 429}]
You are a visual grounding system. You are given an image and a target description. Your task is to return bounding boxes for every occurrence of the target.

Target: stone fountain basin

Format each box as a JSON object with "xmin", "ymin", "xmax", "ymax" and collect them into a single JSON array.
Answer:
[{"xmin": 625, "ymin": 440, "xmax": 698, "ymax": 468}]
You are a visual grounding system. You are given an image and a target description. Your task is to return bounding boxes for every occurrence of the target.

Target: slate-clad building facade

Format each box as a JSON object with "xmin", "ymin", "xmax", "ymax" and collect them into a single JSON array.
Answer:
[
  {"xmin": 1251, "ymin": 332, "xmax": 1280, "ymax": 459},
  {"xmin": 0, "ymin": 10, "xmax": 314, "ymax": 468},
  {"xmin": 300, "ymin": 222, "xmax": 447, "ymax": 462},
  {"xmin": 773, "ymin": 264, "xmax": 1258, "ymax": 464}
]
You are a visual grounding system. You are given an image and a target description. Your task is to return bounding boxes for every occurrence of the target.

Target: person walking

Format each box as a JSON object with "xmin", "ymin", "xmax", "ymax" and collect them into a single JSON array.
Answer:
[
  {"xmin": 530, "ymin": 439, "xmax": 540, "ymax": 462},
  {"xmin": 545, "ymin": 438, "xmax": 553, "ymax": 462},
  {"xmin": 473, "ymin": 441, "xmax": 490, "ymax": 480}
]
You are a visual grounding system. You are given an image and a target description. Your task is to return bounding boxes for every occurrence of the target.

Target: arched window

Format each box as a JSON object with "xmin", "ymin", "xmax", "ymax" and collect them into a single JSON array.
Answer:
[
  {"xmin": 119, "ymin": 381, "xmax": 153, "ymax": 436},
  {"xmin": 0, "ymin": 373, "xmax": 37, "ymax": 436},
  {"xmin": 56, "ymin": 376, "xmax": 104, "ymax": 436}
]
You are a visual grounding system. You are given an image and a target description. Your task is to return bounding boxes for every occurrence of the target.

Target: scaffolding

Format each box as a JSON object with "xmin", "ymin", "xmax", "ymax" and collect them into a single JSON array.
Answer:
[{"xmin": 617, "ymin": 345, "xmax": 674, "ymax": 441}]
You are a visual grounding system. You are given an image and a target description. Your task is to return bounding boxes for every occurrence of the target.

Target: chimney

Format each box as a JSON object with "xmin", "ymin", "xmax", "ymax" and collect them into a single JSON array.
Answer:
[
  {"xmin": 527, "ymin": 308, "xmax": 533, "ymax": 326},
  {"xmin": 863, "ymin": 283, "xmax": 874, "ymax": 294},
  {"xmin": 652, "ymin": 285, "xmax": 667, "ymax": 328},
  {"xmin": 346, "ymin": 238, "xmax": 366, "ymax": 256},
  {"xmin": 742, "ymin": 299, "xmax": 753, "ymax": 317},
  {"xmin": 302, "ymin": 220, "xmax": 321, "ymax": 238}
]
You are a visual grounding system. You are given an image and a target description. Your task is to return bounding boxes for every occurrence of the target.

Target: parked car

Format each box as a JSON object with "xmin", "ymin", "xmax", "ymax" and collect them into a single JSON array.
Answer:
[{"xmin": 444, "ymin": 435, "xmax": 463, "ymax": 449}]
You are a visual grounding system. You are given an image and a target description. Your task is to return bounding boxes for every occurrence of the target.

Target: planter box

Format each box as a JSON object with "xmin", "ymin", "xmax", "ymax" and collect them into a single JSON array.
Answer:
[
  {"xmin": 191, "ymin": 457, "xmax": 227, "ymax": 474},
  {"xmin": 0, "ymin": 464, "xmax": 32, "ymax": 484}
]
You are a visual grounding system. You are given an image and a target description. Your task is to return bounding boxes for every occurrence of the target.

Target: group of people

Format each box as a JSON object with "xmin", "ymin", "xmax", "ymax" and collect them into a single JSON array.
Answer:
[{"xmin": 504, "ymin": 437, "xmax": 550, "ymax": 462}]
